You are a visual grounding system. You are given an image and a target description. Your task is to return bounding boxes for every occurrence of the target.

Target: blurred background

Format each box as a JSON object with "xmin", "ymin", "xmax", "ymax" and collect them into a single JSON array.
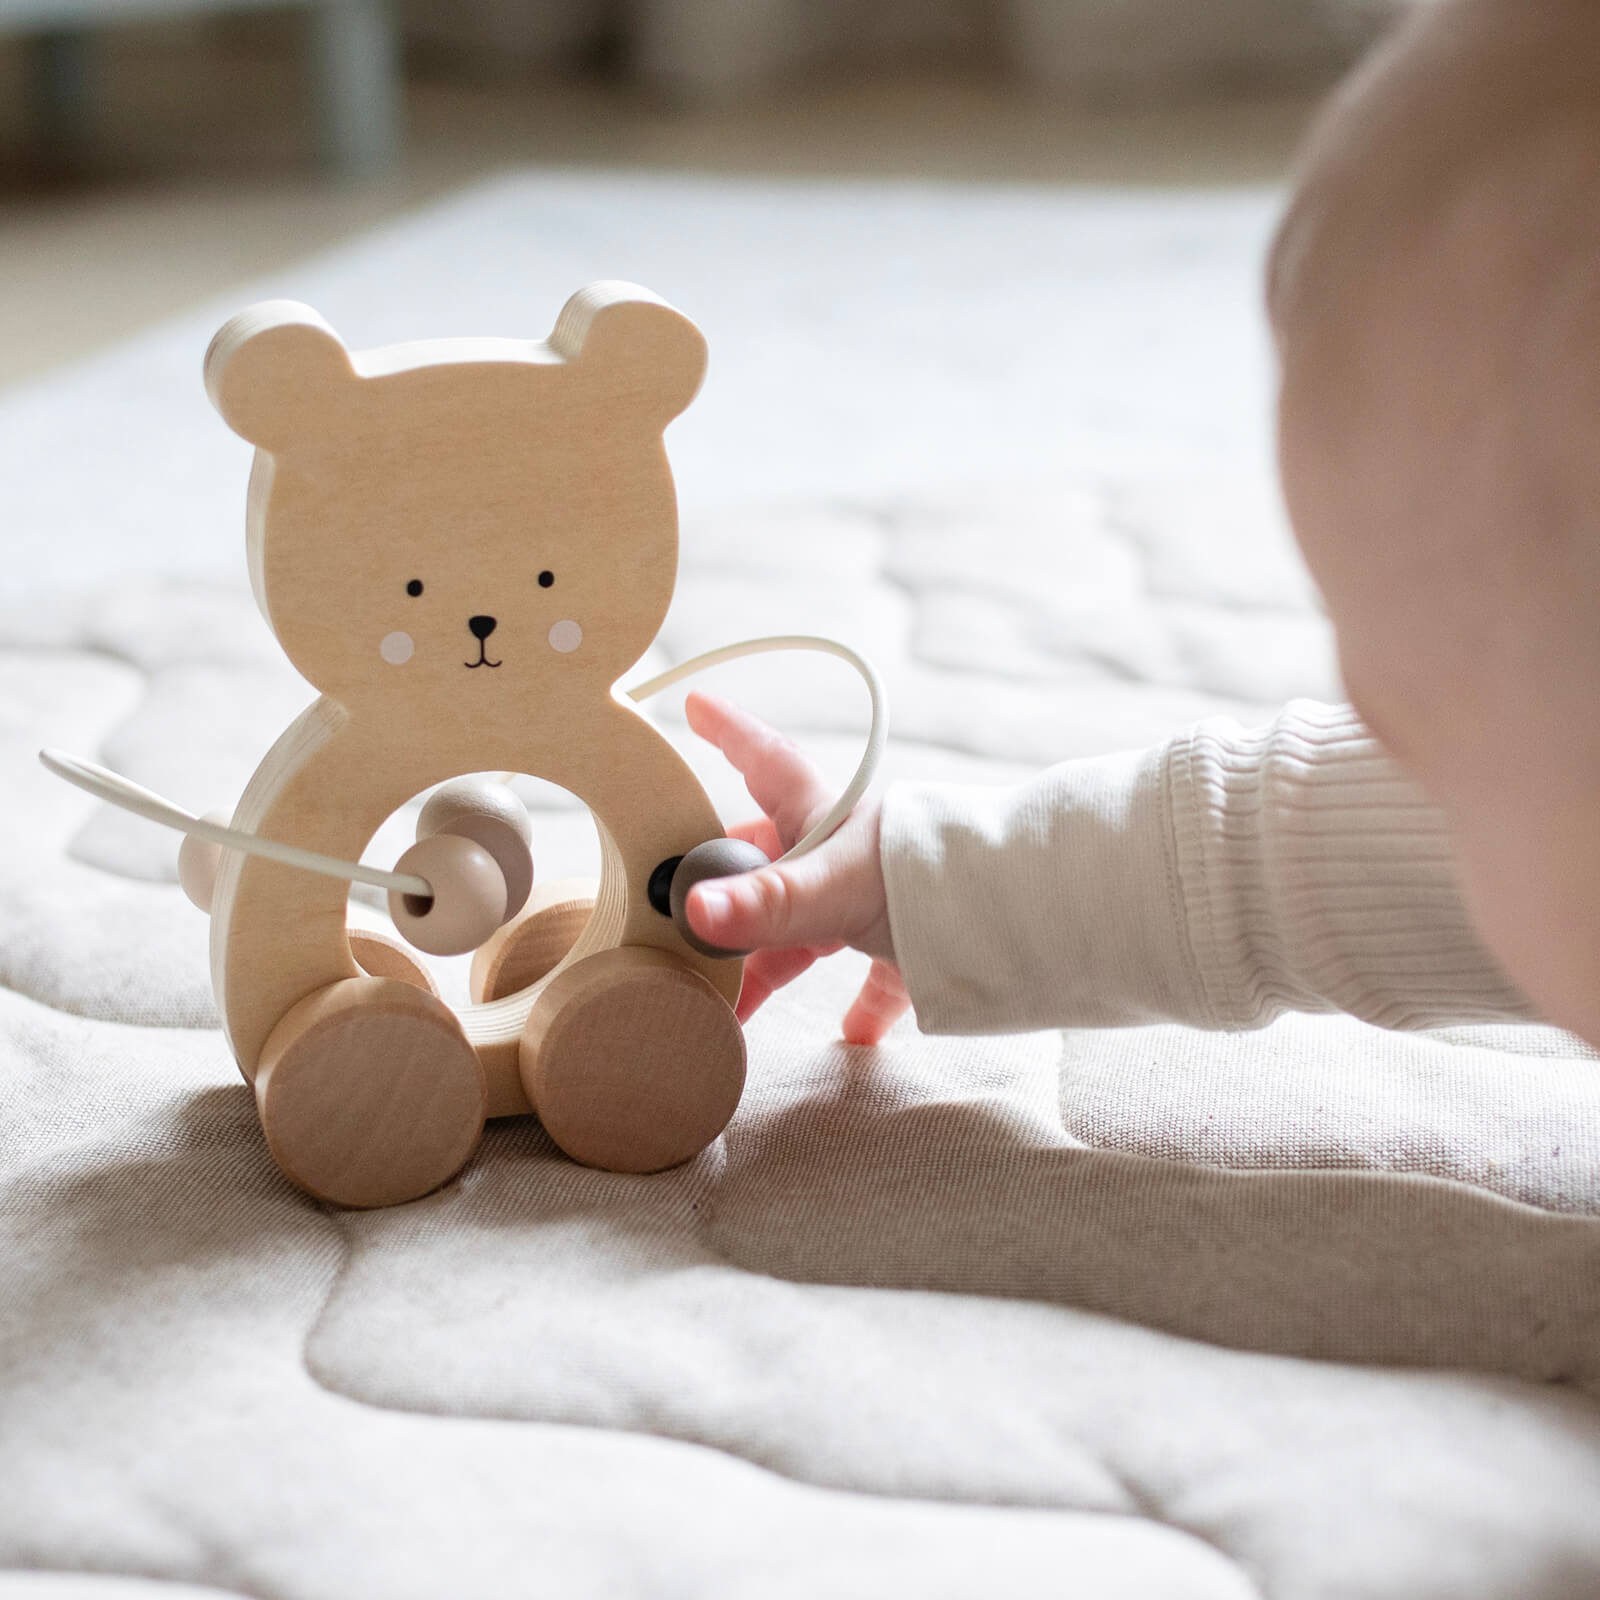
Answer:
[{"xmin": 0, "ymin": 0, "xmax": 1402, "ymax": 392}]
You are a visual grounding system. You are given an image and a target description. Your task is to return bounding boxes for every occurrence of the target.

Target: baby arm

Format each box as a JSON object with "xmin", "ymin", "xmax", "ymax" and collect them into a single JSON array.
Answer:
[{"xmin": 687, "ymin": 692, "xmax": 1532, "ymax": 1039}]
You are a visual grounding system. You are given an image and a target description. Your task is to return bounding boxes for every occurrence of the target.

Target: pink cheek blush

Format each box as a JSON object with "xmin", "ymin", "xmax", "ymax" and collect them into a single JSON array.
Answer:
[
  {"xmin": 380, "ymin": 631, "xmax": 414, "ymax": 665},
  {"xmin": 548, "ymin": 620, "xmax": 582, "ymax": 654}
]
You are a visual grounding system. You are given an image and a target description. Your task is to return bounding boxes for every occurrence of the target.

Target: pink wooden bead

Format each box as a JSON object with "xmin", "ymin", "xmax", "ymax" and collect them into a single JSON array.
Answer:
[
  {"xmin": 417, "ymin": 778, "xmax": 534, "ymax": 920},
  {"xmin": 177, "ymin": 809, "xmax": 232, "ymax": 914},
  {"xmin": 388, "ymin": 833, "xmax": 507, "ymax": 957},
  {"xmin": 436, "ymin": 815, "xmax": 532, "ymax": 922}
]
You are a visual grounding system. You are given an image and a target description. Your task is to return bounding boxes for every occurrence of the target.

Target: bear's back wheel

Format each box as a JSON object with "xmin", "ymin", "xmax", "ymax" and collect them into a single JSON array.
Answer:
[
  {"xmin": 350, "ymin": 928, "xmax": 439, "ymax": 995},
  {"xmin": 469, "ymin": 877, "xmax": 598, "ymax": 1004},
  {"xmin": 520, "ymin": 947, "xmax": 745, "ymax": 1173}
]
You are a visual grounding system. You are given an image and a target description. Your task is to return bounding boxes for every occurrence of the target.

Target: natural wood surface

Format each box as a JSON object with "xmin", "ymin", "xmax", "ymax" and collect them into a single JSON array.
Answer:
[
  {"xmin": 254, "ymin": 975, "xmax": 487, "ymax": 1209},
  {"xmin": 349, "ymin": 927, "xmax": 439, "ymax": 995},
  {"xmin": 470, "ymin": 877, "xmax": 597, "ymax": 1004},
  {"xmin": 203, "ymin": 284, "xmax": 746, "ymax": 1202},
  {"xmin": 520, "ymin": 946, "xmax": 746, "ymax": 1174}
]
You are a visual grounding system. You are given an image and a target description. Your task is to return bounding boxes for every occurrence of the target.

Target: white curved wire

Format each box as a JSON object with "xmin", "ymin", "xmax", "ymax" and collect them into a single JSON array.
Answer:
[
  {"xmin": 36, "ymin": 633, "xmax": 888, "ymax": 898},
  {"xmin": 36, "ymin": 748, "xmax": 432, "ymax": 896},
  {"xmin": 626, "ymin": 634, "xmax": 887, "ymax": 861}
]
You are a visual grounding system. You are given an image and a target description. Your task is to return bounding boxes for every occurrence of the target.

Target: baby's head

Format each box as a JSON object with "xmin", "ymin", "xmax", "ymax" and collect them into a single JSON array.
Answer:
[
  {"xmin": 204, "ymin": 286, "xmax": 707, "ymax": 731},
  {"xmin": 1270, "ymin": 0, "xmax": 1600, "ymax": 1046}
]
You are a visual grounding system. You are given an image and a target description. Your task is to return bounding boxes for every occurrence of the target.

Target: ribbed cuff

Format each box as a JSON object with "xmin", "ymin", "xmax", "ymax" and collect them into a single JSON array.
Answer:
[
  {"xmin": 879, "ymin": 702, "xmax": 1532, "ymax": 1038},
  {"xmin": 1167, "ymin": 701, "xmax": 1531, "ymax": 1029}
]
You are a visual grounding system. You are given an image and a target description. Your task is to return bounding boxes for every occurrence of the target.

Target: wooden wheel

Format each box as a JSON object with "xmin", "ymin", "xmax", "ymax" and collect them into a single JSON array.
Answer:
[
  {"xmin": 469, "ymin": 877, "xmax": 598, "ymax": 1003},
  {"xmin": 255, "ymin": 976, "xmax": 487, "ymax": 1208},
  {"xmin": 519, "ymin": 946, "xmax": 745, "ymax": 1174},
  {"xmin": 206, "ymin": 287, "xmax": 744, "ymax": 1202},
  {"xmin": 349, "ymin": 928, "xmax": 439, "ymax": 996}
]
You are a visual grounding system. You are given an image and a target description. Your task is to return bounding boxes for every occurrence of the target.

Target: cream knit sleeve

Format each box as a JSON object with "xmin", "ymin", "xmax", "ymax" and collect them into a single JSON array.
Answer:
[{"xmin": 878, "ymin": 700, "xmax": 1533, "ymax": 1035}]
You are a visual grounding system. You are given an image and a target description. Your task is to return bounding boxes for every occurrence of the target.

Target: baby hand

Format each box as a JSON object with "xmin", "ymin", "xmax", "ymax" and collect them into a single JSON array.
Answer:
[{"xmin": 682, "ymin": 690, "xmax": 909, "ymax": 1046}]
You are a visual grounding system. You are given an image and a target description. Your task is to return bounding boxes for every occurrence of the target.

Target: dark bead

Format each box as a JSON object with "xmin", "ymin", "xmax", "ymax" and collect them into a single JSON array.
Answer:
[
  {"xmin": 647, "ymin": 855, "xmax": 683, "ymax": 918},
  {"xmin": 667, "ymin": 837, "xmax": 769, "ymax": 958}
]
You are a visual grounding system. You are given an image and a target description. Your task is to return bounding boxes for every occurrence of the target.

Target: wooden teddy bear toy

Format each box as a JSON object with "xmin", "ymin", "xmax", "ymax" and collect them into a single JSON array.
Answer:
[{"xmin": 203, "ymin": 284, "xmax": 748, "ymax": 1210}]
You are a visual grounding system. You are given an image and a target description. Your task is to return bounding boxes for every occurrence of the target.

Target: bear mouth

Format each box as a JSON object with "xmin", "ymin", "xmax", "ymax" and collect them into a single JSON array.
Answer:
[{"xmin": 464, "ymin": 642, "xmax": 502, "ymax": 670}]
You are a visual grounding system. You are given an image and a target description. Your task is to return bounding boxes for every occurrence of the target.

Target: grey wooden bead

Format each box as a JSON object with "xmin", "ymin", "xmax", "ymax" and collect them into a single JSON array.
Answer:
[
  {"xmin": 668, "ymin": 837, "xmax": 770, "ymax": 958},
  {"xmin": 418, "ymin": 776, "xmax": 532, "ymax": 844}
]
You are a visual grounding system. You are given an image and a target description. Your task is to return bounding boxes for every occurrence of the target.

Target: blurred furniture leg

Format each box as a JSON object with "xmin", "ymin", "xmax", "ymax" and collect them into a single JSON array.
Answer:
[
  {"xmin": 4, "ymin": 0, "xmax": 402, "ymax": 177},
  {"xmin": 310, "ymin": 0, "xmax": 403, "ymax": 176},
  {"xmin": 28, "ymin": 28, "xmax": 92, "ymax": 169},
  {"xmin": 632, "ymin": 0, "xmax": 802, "ymax": 103}
]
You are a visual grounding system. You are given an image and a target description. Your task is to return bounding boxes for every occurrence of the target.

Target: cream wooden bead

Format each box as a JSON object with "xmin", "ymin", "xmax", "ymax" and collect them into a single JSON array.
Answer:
[
  {"xmin": 417, "ymin": 777, "xmax": 533, "ymax": 920},
  {"xmin": 177, "ymin": 809, "xmax": 233, "ymax": 914},
  {"xmin": 388, "ymin": 833, "xmax": 508, "ymax": 957}
]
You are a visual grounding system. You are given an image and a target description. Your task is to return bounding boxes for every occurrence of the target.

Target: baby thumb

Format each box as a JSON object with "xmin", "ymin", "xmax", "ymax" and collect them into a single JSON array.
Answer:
[{"xmin": 686, "ymin": 852, "xmax": 838, "ymax": 953}]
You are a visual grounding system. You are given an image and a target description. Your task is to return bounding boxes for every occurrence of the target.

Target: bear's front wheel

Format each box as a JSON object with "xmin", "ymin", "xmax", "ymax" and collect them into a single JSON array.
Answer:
[
  {"xmin": 520, "ymin": 947, "xmax": 745, "ymax": 1173},
  {"xmin": 255, "ymin": 977, "xmax": 487, "ymax": 1208}
]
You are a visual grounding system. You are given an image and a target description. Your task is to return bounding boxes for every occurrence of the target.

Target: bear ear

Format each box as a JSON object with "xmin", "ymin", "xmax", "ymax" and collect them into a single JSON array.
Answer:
[
  {"xmin": 203, "ymin": 301, "xmax": 355, "ymax": 453},
  {"xmin": 550, "ymin": 282, "xmax": 708, "ymax": 424}
]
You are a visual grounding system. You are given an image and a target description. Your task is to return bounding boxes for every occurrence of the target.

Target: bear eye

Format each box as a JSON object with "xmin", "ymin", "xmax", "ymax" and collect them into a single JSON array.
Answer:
[
  {"xmin": 538, "ymin": 570, "xmax": 554, "ymax": 588},
  {"xmin": 406, "ymin": 579, "xmax": 424, "ymax": 597}
]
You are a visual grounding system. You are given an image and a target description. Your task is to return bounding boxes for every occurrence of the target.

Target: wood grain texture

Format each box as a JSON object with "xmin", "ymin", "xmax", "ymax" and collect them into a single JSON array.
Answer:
[
  {"xmin": 203, "ymin": 284, "xmax": 746, "ymax": 1198},
  {"xmin": 519, "ymin": 946, "xmax": 746, "ymax": 1174}
]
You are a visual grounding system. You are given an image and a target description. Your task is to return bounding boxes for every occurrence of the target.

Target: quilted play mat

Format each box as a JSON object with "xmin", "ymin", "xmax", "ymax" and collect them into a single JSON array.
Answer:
[{"xmin": 3, "ymin": 172, "xmax": 1599, "ymax": 1599}]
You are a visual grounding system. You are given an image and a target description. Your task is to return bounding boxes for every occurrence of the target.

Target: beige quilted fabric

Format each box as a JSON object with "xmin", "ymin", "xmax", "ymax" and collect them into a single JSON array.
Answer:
[{"xmin": 2, "ymin": 174, "xmax": 1598, "ymax": 1599}]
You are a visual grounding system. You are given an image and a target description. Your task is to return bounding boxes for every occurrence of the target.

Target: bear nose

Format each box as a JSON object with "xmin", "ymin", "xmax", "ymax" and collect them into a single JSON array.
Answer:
[{"xmin": 468, "ymin": 615, "xmax": 497, "ymax": 641}]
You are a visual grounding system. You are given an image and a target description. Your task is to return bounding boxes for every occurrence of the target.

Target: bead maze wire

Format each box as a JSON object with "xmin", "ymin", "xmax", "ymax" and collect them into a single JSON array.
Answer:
[{"xmin": 38, "ymin": 634, "xmax": 888, "ymax": 895}]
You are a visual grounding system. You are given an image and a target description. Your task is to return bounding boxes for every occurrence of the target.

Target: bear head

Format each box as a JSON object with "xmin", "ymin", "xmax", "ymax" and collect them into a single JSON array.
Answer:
[{"xmin": 203, "ymin": 283, "xmax": 707, "ymax": 739}]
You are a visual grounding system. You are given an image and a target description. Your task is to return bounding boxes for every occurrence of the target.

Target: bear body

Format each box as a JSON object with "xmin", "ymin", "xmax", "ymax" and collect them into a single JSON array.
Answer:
[{"xmin": 203, "ymin": 284, "xmax": 746, "ymax": 1208}]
